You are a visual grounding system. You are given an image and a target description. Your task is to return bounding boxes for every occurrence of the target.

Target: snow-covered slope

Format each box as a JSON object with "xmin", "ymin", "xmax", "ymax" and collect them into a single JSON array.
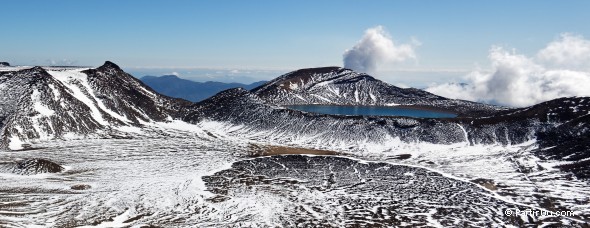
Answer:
[
  {"xmin": 252, "ymin": 67, "xmax": 504, "ymax": 116},
  {"xmin": 189, "ymin": 88, "xmax": 590, "ymax": 178},
  {"xmin": 2, "ymin": 63, "xmax": 588, "ymax": 179},
  {"xmin": 0, "ymin": 62, "xmax": 192, "ymax": 150},
  {"xmin": 1, "ymin": 62, "xmax": 589, "ymax": 226},
  {"xmin": 190, "ymin": 88, "xmax": 583, "ymax": 146},
  {"xmin": 188, "ymin": 88, "xmax": 467, "ymax": 147},
  {"xmin": 527, "ymin": 97, "xmax": 590, "ymax": 178}
]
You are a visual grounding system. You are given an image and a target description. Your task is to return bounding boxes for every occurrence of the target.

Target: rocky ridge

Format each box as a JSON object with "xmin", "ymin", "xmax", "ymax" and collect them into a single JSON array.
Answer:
[{"xmin": 0, "ymin": 62, "xmax": 192, "ymax": 150}]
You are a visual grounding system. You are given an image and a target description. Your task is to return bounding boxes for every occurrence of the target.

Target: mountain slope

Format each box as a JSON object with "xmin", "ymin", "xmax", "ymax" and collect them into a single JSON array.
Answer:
[
  {"xmin": 140, "ymin": 75, "xmax": 266, "ymax": 102},
  {"xmin": 251, "ymin": 67, "xmax": 504, "ymax": 117},
  {"xmin": 2, "ymin": 62, "xmax": 589, "ymax": 179},
  {"xmin": 0, "ymin": 66, "xmax": 104, "ymax": 149},
  {"xmin": 0, "ymin": 62, "xmax": 192, "ymax": 150},
  {"xmin": 187, "ymin": 88, "xmax": 466, "ymax": 146},
  {"xmin": 189, "ymin": 87, "xmax": 590, "ymax": 178}
]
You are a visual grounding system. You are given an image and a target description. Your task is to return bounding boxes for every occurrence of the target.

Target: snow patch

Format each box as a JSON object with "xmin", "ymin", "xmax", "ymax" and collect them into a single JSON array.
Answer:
[
  {"xmin": 294, "ymin": 94, "xmax": 307, "ymax": 102},
  {"xmin": 8, "ymin": 136, "xmax": 24, "ymax": 150},
  {"xmin": 310, "ymin": 94, "xmax": 331, "ymax": 103},
  {"xmin": 116, "ymin": 126, "xmax": 143, "ymax": 134},
  {"xmin": 369, "ymin": 92, "xmax": 376, "ymax": 103},
  {"xmin": 32, "ymin": 90, "xmax": 55, "ymax": 116},
  {"xmin": 289, "ymin": 82, "xmax": 299, "ymax": 90},
  {"xmin": 62, "ymin": 132, "xmax": 85, "ymax": 139},
  {"xmin": 150, "ymin": 120, "xmax": 205, "ymax": 134},
  {"xmin": 457, "ymin": 124, "xmax": 469, "ymax": 146},
  {"xmin": 49, "ymin": 70, "xmax": 109, "ymax": 125},
  {"xmin": 47, "ymin": 84, "xmax": 60, "ymax": 100},
  {"xmin": 77, "ymin": 209, "xmax": 132, "ymax": 228}
]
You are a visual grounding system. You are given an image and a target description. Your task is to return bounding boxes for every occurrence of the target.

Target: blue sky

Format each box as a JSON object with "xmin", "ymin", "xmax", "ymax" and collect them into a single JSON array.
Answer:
[{"xmin": 1, "ymin": 0, "xmax": 589, "ymax": 85}]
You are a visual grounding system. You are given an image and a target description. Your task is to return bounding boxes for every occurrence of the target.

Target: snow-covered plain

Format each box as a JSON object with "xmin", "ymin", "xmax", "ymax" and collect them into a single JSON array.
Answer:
[
  {"xmin": 0, "ymin": 122, "xmax": 587, "ymax": 227},
  {"xmin": 0, "ymin": 65, "xmax": 588, "ymax": 227},
  {"xmin": 0, "ymin": 128, "xmax": 240, "ymax": 227}
]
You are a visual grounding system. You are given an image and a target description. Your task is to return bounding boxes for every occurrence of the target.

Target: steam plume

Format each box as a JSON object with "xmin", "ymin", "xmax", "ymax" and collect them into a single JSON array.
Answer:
[{"xmin": 343, "ymin": 26, "xmax": 418, "ymax": 74}]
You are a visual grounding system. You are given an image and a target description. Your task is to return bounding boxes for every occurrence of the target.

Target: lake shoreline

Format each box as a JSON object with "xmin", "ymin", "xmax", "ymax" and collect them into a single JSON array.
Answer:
[{"xmin": 283, "ymin": 104, "xmax": 458, "ymax": 118}]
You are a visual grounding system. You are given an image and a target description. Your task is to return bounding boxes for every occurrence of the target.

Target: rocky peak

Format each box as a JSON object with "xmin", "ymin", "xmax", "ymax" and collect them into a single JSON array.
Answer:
[
  {"xmin": 81, "ymin": 61, "xmax": 139, "ymax": 91},
  {"xmin": 91, "ymin": 61, "xmax": 125, "ymax": 75},
  {"xmin": 0, "ymin": 62, "xmax": 9, "ymax": 67},
  {"xmin": 28, "ymin": 66, "xmax": 48, "ymax": 73},
  {"xmin": 99, "ymin": 61, "xmax": 121, "ymax": 70},
  {"xmin": 283, "ymin": 66, "xmax": 347, "ymax": 79},
  {"xmin": 252, "ymin": 67, "xmax": 361, "ymax": 94},
  {"xmin": 1, "ymin": 66, "xmax": 52, "ymax": 85}
]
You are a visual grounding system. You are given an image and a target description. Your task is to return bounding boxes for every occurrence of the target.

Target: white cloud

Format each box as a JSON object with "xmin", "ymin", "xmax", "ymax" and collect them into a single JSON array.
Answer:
[
  {"xmin": 343, "ymin": 26, "xmax": 418, "ymax": 74},
  {"xmin": 536, "ymin": 33, "xmax": 590, "ymax": 70},
  {"xmin": 426, "ymin": 34, "xmax": 590, "ymax": 107}
]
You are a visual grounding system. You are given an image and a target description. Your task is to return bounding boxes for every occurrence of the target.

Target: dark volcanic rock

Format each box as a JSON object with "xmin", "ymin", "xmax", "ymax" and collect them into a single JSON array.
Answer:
[
  {"xmin": 11, "ymin": 158, "xmax": 63, "ymax": 175},
  {"xmin": 71, "ymin": 184, "xmax": 92, "ymax": 190},
  {"xmin": 203, "ymin": 155, "xmax": 579, "ymax": 227},
  {"xmin": 530, "ymin": 98, "xmax": 590, "ymax": 178},
  {"xmin": 0, "ymin": 62, "xmax": 9, "ymax": 67}
]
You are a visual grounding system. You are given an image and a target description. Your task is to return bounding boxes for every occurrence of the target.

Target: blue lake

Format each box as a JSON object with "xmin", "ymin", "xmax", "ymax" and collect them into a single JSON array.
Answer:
[{"xmin": 285, "ymin": 105, "xmax": 457, "ymax": 118}]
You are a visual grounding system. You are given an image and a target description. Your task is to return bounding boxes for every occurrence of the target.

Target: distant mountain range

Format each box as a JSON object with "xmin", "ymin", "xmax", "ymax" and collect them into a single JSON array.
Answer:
[{"xmin": 140, "ymin": 75, "xmax": 266, "ymax": 102}]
